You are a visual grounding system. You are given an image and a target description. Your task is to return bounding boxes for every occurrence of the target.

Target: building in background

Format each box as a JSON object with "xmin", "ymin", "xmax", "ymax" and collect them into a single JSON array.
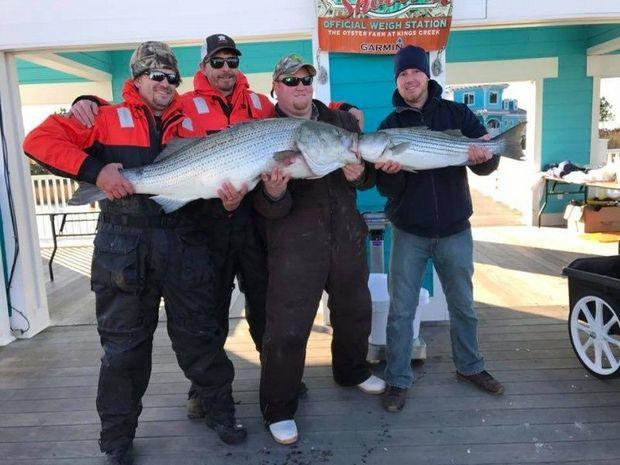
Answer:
[{"xmin": 450, "ymin": 84, "xmax": 527, "ymax": 137}]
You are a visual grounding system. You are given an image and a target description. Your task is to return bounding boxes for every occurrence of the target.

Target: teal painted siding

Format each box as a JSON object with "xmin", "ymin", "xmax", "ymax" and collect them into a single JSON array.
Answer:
[
  {"xmin": 329, "ymin": 54, "xmax": 394, "ymax": 132},
  {"xmin": 17, "ymin": 58, "xmax": 89, "ymax": 84},
  {"xmin": 59, "ymin": 51, "xmax": 112, "ymax": 73},
  {"xmin": 108, "ymin": 50, "xmax": 133, "ymax": 104},
  {"xmin": 233, "ymin": 40, "xmax": 313, "ymax": 74},
  {"xmin": 587, "ymin": 24, "xmax": 620, "ymax": 48}
]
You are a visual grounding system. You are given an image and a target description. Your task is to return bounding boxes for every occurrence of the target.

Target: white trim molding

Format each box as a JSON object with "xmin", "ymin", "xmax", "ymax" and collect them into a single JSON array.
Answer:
[
  {"xmin": 19, "ymin": 81, "xmax": 113, "ymax": 105},
  {"xmin": 446, "ymin": 57, "xmax": 559, "ymax": 85},
  {"xmin": 587, "ymin": 54, "xmax": 620, "ymax": 78},
  {"xmin": 590, "ymin": 75, "xmax": 602, "ymax": 165},
  {"xmin": 587, "ymin": 37, "xmax": 620, "ymax": 56},
  {"xmin": 587, "ymin": 54, "xmax": 620, "ymax": 171}
]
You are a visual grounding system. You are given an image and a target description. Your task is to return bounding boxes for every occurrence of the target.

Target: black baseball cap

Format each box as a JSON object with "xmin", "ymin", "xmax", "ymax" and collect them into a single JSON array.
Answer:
[{"xmin": 200, "ymin": 34, "xmax": 242, "ymax": 62}]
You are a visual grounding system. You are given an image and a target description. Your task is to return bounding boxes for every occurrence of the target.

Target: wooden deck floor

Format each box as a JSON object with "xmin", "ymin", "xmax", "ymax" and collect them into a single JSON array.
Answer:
[{"xmin": 2, "ymin": 191, "xmax": 620, "ymax": 464}]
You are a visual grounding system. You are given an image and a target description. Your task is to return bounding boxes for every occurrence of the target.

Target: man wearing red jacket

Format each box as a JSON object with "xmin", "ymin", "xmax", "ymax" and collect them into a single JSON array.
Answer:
[
  {"xmin": 180, "ymin": 34, "xmax": 276, "ymax": 417},
  {"xmin": 23, "ymin": 42, "xmax": 246, "ymax": 465}
]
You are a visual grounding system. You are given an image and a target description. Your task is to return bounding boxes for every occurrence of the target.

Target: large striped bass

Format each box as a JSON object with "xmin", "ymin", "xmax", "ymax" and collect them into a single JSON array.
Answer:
[
  {"xmin": 69, "ymin": 118, "xmax": 359, "ymax": 213},
  {"xmin": 357, "ymin": 122, "xmax": 526, "ymax": 171}
]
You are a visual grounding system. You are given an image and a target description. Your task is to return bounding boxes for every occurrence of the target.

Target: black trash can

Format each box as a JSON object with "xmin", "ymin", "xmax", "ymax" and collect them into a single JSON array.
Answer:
[{"xmin": 562, "ymin": 256, "xmax": 620, "ymax": 378}]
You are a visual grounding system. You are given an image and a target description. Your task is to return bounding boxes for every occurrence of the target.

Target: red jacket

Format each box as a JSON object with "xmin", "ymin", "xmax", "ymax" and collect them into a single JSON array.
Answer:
[
  {"xmin": 177, "ymin": 71, "xmax": 274, "ymax": 221},
  {"xmin": 180, "ymin": 71, "xmax": 274, "ymax": 135},
  {"xmin": 23, "ymin": 81, "xmax": 188, "ymax": 184}
]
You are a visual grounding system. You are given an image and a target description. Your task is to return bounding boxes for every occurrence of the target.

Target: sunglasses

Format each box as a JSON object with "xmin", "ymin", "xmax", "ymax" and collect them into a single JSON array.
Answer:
[
  {"xmin": 279, "ymin": 75, "xmax": 313, "ymax": 87},
  {"xmin": 209, "ymin": 57, "xmax": 240, "ymax": 69},
  {"xmin": 144, "ymin": 70, "xmax": 180, "ymax": 86}
]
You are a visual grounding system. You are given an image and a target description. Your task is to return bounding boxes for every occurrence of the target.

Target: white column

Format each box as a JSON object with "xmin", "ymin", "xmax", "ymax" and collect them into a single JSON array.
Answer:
[
  {"xmin": 590, "ymin": 75, "xmax": 602, "ymax": 165},
  {"xmin": 427, "ymin": 48, "xmax": 449, "ymax": 321},
  {"xmin": 0, "ymin": 52, "xmax": 50, "ymax": 343},
  {"xmin": 527, "ymin": 78, "xmax": 545, "ymax": 226}
]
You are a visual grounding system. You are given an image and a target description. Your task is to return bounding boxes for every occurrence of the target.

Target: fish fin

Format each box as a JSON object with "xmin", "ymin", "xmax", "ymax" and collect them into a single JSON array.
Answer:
[
  {"xmin": 151, "ymin": 195, "xmax": 192, "ymax": 213},
  {"xmin": 389, "ymin": 142, "xmax": 410, "ymax": 156},
  {"xmin": 229, "ymin": 117, "xmax": 279, "ymax": 129},
  {"xmin": 68, "ymin": 182, "xmax": 106, "ymax": 205},
  {"xmin": 154, "ymin": 137, "xmax": 203, "ymax": 164},
  {"xmin": 273, "ymin": 150, "xmax": 302, "ymax": 164},
  {"xmin": 495, "ymin": 122, "xmax": 526, "ymax": 160}
]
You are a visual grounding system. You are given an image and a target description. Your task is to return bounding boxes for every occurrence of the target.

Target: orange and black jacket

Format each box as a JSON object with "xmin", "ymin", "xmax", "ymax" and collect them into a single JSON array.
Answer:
[
  {"xmin": 23, "ymin": 81, "xmax": 190, "ymax": 185},
  {"xmin": 179, "ymin": 71, "xmax": 274, "ymax": 222},
  {"xmin": 181, "ymin": 70, "xmax": 274, "ymax": 135}
]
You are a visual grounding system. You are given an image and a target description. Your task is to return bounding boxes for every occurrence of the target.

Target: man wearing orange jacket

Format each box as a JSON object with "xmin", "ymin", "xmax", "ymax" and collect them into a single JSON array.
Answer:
[{"xmin": 24, "ymin": 42, "xmax": 246, "ymax": 465}]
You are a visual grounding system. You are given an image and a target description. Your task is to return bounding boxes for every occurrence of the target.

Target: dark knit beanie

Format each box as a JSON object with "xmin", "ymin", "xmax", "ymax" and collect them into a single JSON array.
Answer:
[{"xmin": 393, "ymin": 45, "xmax": 430, "ymax": 80}]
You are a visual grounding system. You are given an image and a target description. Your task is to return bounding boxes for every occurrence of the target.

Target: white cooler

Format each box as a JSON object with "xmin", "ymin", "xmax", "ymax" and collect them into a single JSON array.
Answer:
[{"xmin": 367, "ymin": 272, "xmax": 429, "ymax": 361}]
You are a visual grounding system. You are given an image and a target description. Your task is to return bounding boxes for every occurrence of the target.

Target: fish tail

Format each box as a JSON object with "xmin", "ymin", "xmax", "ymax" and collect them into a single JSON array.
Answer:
[
  {"xmin": 494, "ymin": 122, "xmax": 526, "ymax": 160},
  {"xmin": 68, "ymin": 182, "xmax": 107, "ymax": 205}
]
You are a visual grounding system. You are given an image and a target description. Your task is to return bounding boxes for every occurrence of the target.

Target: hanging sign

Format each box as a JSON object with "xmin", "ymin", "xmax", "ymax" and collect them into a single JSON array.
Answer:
[{"xmin": 317, "ymin": 0, "xmax": 453, "ymax": 54}]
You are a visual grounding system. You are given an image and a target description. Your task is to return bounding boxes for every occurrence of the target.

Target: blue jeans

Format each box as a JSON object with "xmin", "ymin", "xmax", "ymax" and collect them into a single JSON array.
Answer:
[{"xmin": 385, "ymin": 226, "xmax": 484, "ymax": 389}]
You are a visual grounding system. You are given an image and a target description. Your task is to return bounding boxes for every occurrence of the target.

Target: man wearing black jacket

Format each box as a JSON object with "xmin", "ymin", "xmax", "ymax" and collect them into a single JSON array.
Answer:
[
  {"xmin": 376, "ymin": 45, "xmax": 505, "ymax": 413},
  {"xmin": 253, "ymin": 54, "xmax": 386, "ymax": 445}
]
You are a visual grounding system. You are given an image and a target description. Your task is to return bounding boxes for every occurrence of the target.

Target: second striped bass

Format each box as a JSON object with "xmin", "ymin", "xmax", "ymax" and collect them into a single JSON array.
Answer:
[{"xmin": 357, "ymin": 122, "xmax": 526, "ymax": 171}]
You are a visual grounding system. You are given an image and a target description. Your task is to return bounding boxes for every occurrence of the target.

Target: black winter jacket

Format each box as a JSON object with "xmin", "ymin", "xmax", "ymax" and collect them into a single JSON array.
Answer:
[
  {"xmin": 376, "ymin": 80, "xmax": 499, "ymax": 238},
  {"xmin": 253, "ymin": 100, "xmax": 375, "ymax": 239}
]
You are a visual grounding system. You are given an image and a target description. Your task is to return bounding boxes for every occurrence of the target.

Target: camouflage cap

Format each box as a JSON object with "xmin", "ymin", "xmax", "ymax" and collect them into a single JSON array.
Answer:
[
  {"xmin": 129, "ymin": 41, "xmax": 180, "ymax": 78},
  {"xmin": 272, "ymin": 54, "xmax": 316, "ymax": 81}
]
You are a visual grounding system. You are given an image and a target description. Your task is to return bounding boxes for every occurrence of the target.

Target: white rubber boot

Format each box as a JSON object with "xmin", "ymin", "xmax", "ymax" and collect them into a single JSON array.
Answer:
[
  {"xmin": 268, "ymin": 419, "xmax": 298, "ymax": 445},
  {"xmin": 357, "ymin": 375, "xmax": 386, "ymax": 394}
]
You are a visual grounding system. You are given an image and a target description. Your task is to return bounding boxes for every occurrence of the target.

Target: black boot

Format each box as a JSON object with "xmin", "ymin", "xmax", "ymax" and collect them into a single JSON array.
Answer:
[
  {"xmin": 200, "ymin": 386, "xmax": 247, "ymax": 444},
  {"xmin": 104, "ymin": 449, "xmax": 133, "ymax": 465},
  {"xmin": 205, "ymin": 414, "xmax": 247, "ymax": 445},
  {"xmin": 187, "ymin": 391, "xmax": 205, "ymax": 419},
  {"xmin": 298, "ymin": 381, "xmax": 309, "ymax": 399}
]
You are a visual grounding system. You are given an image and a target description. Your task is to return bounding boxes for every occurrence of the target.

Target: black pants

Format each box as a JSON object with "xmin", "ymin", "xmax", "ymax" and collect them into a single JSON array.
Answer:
[
  {"xmin": 207, "ymin": 219, "xmax": 268, "ymax": 351},
  {"xmin": 259, "ymin": 208, "xmax": 372, "ymax": 424},
  {"xmin": 92, "ymin": 222, "xmax": 234, "ymax": 453},
  {"xmin": 187, "ymin": 217, "xmax": 268, "ymax": 400}
]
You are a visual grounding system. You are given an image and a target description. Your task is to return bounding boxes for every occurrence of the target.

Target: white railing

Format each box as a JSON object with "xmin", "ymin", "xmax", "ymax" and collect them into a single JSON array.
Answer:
[
  {"xmin": 31, "ymin": 174, "xmax": 99, "ymax": 244},
  {"xmin": 32, "ymin": 175, "xmax": 80, "ymax": 212}
]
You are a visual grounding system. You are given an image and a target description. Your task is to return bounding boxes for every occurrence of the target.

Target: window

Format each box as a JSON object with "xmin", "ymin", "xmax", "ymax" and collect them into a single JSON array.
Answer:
[
  {"xmin": 489, "ymin": 91, "xmax": 498, "ymax": 104},
  {"xmin": 503, "ymin": 100, "xmax": 510, "ymax": 110},
  {"xmin": 463, "ymin": 93, "xmax": 474, "ymax": 105},
  {"xmin": 487, "ymin": 119, "xmax": 500, "ymax": 129}
]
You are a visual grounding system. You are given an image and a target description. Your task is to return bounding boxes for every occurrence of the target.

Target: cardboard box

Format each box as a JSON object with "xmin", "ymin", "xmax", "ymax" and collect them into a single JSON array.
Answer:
[{"xmin": 564, "ymin": 204, "xmax": 620, "ymax": 233}]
